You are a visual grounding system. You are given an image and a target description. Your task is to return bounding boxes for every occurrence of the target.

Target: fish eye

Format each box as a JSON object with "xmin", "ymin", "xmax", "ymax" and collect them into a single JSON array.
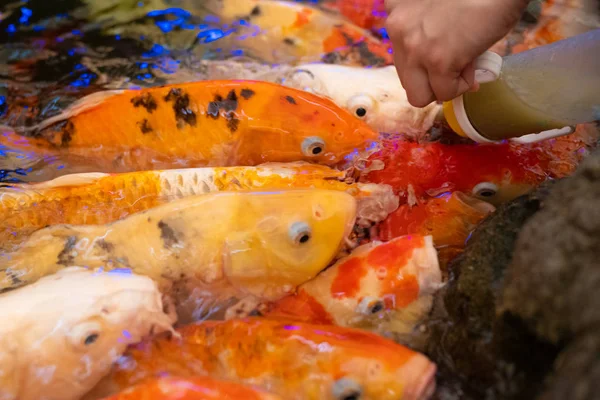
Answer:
[
  {"xmin": 289, "ymin": 221, "xmax": 312, "ymax": 245},
  {"xmin": 347, "ymin": 94, "xmax": 374, "ymax": 120},
  {"xmin": 67, "ymin": 321, "xmax": 102, "ymax": 350},
  {"xmin": 472, "ymin": 182, "xmax": 499, "ymax": 198},
  {"xmin": 301, "ymin": 137, "xmax": 326, "ymax": 157},
  {"xmin": 332, "ymin": 377, "xmax": 363, "ymax": 400},
  {"xmin": 356, "ymin": 296, "xmax": 385, "ymax": 315}
]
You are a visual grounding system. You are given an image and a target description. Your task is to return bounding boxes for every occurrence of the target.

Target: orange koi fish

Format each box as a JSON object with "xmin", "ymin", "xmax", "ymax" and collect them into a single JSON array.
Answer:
[
  {"xmin": 1, "ymin": 80, "xmax": 377, "ymax": 172},
  {"xmin": 102, "ymin": 376, "xmax": 281, "ymax": 400},
  {"xmin": 259, "ymin": 235, "xmax": 442, "ymax": 340},
  {"xmin": 375, "ymin": 192, "xmax": 495, "ymax": 270},
  {"xmin": 85, "ymin": 318, "xmax": 437, "ymax": 400},
  {"xmin": 376, "ymin": 192, "xmax": 494, "ymax": 246},
  {"xmin": 362, "ymin": 126, "xmax": 599, "ymax": 207},
  {"xmin": 203, "ymin": 0, "xmax": 393, "ymax": 66},
  {"xmin": 0, "ymin": 163, "xmax": 398, "ymax": 251}
]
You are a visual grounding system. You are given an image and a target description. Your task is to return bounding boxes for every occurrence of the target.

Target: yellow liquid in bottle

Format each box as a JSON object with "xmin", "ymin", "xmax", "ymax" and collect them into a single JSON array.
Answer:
[{"xmin": 462, "ymin": 76, "xmax": 571, "ymax": 141}]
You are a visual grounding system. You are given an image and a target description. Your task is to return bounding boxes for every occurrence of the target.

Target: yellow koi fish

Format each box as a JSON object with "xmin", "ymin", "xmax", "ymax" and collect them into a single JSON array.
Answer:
[
  {"xmin": 201, "ymin": 0, "xmax": 393, "ymax": 66},
  {"xmin": 0, "ymin": 189, "xmax": 357, "ymax": 323}
]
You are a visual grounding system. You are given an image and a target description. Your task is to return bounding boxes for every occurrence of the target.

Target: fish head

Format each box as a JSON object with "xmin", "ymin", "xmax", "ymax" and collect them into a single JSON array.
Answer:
[
  {"xmin": 237, "ymin": 82, "xmax": 379, "ymax": 165},
  {"xmin": 15, "ymin": 267, "xmax": 175, "ymax": 399},
  {"xmin": 323, "ymin": 65, "xmax": 442, "ymax": 136},
  {"xmin": 364, "ymin": 140, "xmax": 543, "ymax": 206},
  {"xmin": 289, "ymin": 64, "xmax": 442, "ymax": 136},
  {"xmin": 280, "ymin": 321, "xmax": 436, "ymax": 400},
  {"xmin": 224, "ymin": 189, "xmax": 357, "ymax": 301},
  {"xmin": 323, "ymin": 235, "xmax": 441, "ymax": 328}
]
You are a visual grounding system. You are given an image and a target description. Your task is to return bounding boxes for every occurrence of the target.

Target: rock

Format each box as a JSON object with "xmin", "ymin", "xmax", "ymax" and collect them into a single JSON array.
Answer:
[
  {"xmin": 501, "ymin": 148, "xmax": 600, "ymax": 400},
  {"xmin": 425, "ymin": 148, "xmax": 600, "ymax": 400},
  {"xmin": 537, "ymin": 329, "xmax": 600, "ymax": 400},
  {"xmin": 425, "ymin": 181, "xmax": 559, "ymax": 400}
]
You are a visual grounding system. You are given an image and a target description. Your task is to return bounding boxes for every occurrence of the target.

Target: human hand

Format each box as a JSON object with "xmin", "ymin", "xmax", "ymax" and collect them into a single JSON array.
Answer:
[{"xmin": 384, "ymin": 0, "xmax": 529, "ymax": 107}]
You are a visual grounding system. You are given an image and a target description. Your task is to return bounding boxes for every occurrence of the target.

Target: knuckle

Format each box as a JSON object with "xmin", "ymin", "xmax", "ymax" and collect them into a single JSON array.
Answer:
[
  {"xmin": 430, "ymin": 80, "xmax": 456, "ymax": 102},
  {"xmin": 403, "ymin": 34, "xmax": 422, "ymax": 54},
  {"xmin": 426, "ymin": 48, "xmax": 452, "ymax": 74}
]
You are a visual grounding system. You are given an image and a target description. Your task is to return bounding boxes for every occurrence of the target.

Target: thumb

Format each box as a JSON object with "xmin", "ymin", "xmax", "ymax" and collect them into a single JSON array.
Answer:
[{"xmin": 427, "ymin": 61, "xmax": 478, "ymax": 102}]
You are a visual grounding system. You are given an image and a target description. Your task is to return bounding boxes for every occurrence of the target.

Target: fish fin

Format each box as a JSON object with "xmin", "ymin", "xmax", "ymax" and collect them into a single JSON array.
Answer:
[
  {"xmin": 32, "ymin": 90, "xmax": 125, "ymax": 133},
  {"xmin": 0, "ymin": 128, "xmax": 57, "ymax": 154},
  {"xmin": 27, "ymin": 172, "xmax": 109, "ymax": 190}
]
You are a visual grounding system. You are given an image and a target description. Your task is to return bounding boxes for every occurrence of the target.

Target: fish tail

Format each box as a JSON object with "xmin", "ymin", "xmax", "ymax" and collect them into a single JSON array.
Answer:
[{"xmin": 0, "ymin": 266, "xmax": 28, "ymax": 293}]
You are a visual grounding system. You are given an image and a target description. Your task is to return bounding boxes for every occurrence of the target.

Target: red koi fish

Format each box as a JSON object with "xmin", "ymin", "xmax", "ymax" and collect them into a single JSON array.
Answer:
[{"xmin": 362, "ymin": 126, "xmax": 599, "ymax": 206}]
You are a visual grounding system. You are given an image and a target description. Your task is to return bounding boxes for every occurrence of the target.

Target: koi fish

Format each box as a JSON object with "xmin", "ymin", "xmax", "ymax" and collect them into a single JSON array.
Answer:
[
  {"xmin": 0, "ymin": 163, "xmax": 397, "ymax": 251},
  {"xmin": 375, "ymin": 192, "xmax": 495, "ymax": 271},
  {"xmin": 322, "ymin": 0, "xmax": 387, "ymax": 33},
  {"xmin": 511, "ymin": 0, "xmax": 600, "ymax": 53},
  {"xmin": 0, "ymin": 189, "xmax": 357, "ymax": 323},
  {"xmin": 202, "ymin": 0, "xmax": 393, "ymax": 66},
  {"xmin": 84, "ymin": 318, "xmax": 437, "ymax": 400},
  {"xmin": 102, "ymin": 376, "xmax": 281, "ymax": 400},
  {"xmin": 362, "ymin": 126, "xmax": 599, "ymax": 207},
  {"xmin": 270, "ymin": 63, "xmax": 440, "ymax": 137},
  {"xmin": 0, "ymin": 266, "xmax": 176, "ymax": 400},
  {"xmin": 153, "ymin": 59, "xmax": 441, "ymax": 136},
  {"xmin": 259, "ymin": 235, "xmax": 442, "ymax": 342},
  {"xmin": 0, "ymin": 80, "xmax": 378, "ymax": 172}
]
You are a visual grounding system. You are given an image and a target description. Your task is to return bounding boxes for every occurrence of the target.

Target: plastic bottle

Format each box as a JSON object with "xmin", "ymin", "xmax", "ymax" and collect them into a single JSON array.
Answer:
[{"xmin": 443, "ymin": 28, "xmax": 600, "ymax": 144}]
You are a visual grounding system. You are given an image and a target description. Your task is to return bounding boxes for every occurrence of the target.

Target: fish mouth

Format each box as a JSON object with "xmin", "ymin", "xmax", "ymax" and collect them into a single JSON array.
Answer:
[
  {"xmin": 353, "ymin": 125, "xmax": 380, "ymax": 144},
  {"xmin": 413, "ymin": 361, "xmax": 437, "ymax": 400},
  {"xmin": 401, "ymin": 356, "xmax": 437, "ymax": 400},
  {"xmin": 454, "ymin": 191, "xmax": 496, "ymax": 214}
]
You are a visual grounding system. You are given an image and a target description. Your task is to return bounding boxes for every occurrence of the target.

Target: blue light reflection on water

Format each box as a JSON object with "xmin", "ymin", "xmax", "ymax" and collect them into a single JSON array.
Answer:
[
  {"xmin": 19, "ymin": 8, "xmax": 33, "ymax": 25},
  {"xmin": 0, "ymin": 96, "xmax": 6, "ymax": 117}
]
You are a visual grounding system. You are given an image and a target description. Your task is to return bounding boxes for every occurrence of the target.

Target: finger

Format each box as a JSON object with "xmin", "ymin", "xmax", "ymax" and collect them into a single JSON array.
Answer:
[
  {"xmin": 384, "ymin": 0, "xmax": 405, "ymax": 14},
  {"xmin": 468, "ymin": 81, "xmax": 481, "ymax": 93},
  {"xmin": 399, "ymin": 62, "xmax": 436, "ymax": 108},
  {"xmin": 427, "ymin": 62, "xmax": 476, "ymax": 102}
]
